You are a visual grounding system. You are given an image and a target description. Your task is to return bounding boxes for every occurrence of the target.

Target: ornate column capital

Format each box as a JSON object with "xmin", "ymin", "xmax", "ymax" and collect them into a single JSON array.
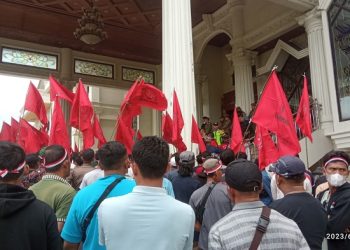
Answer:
[
  {"xmin": 229, "ymin": 48, "xmax": 258, "ymax": 66},
  {"xmin": 297, "ymin": 7, "xmax": 322, "ymax": 33}
]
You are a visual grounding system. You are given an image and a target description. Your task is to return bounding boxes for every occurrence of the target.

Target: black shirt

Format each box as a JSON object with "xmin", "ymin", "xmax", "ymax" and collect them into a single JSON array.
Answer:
[
  {"xmin": 270, "ymin": 192, "xmax": 327, "ymax": 250},
  {"xmin": 0, "ymin": 183, "xmax": 62, "ymax": 250}
]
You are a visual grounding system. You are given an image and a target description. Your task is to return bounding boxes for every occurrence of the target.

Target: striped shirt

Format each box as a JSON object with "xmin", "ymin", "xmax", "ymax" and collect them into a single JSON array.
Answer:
[{"xmin": 208, "ymin": 201, "xmax": 310, "ymax": 250}]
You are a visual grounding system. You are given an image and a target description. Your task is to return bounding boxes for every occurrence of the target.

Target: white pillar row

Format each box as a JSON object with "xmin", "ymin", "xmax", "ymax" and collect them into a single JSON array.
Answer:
[
  {"xmin": 162, "ymin": 0, "xmax": 197, "ymax": 149},
  {"xmin": 298, "ymin": 9, "xmax": 333, "ymax": 132},
  {"xmin": 231, "ymin": 49, "xmax": 255, "ymax": 114}
]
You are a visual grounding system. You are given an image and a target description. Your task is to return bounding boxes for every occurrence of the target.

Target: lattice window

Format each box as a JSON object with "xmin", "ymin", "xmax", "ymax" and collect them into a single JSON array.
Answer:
[
  {"xmin": 122, "ymin": 66, "xmax": 155, "ymax": 84},
  {"xmin": 1, "ymin": 47, "xmax": 57, "ymax": 70},
  {"xmin": 74, "ymin": 59, "xmax": 114, "ymax": 79}
]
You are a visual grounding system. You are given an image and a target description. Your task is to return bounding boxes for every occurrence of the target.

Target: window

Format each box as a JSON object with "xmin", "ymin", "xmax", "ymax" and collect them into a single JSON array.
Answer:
[
  {"xmin": 1, "ymin": 47, "xmax": 57, "ymax": 70},
  {"xmin": 122, "ymin": 66, "xmax": 155, "ymax": 84},
  {"xmin": 328, "ymin": 0, "xmax": 350, "ymax": 121},
  {"xmin": 74, "ymin": 59, "xmax": 114, "ymax": 79}
]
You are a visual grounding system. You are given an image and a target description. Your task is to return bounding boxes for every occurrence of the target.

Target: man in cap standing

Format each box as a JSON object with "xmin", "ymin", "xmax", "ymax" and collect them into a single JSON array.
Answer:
[
  {"xmin": 208, "ymin": 159, "xmax": 309, "ymax": 250},
  {"xmin": 270, "ymin": 156, "xmax": 327, "ymax": 250},
  {"xmin": 189, "ymin": 158, "xmax": 232, "ymax": 250}
]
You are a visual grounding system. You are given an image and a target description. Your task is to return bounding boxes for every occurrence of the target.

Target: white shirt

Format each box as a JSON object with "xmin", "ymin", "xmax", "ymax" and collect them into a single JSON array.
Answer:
[
  {"xmin": 79, "ymin": 168, "xmax": 104, "ymax": 189},
  {"xmin": 98, "ymin": 186, "xmax": 195, "ymax": 250}
]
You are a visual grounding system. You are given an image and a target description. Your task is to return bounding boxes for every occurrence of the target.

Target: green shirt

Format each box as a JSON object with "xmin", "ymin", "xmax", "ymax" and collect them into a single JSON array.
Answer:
[{"xmin": 30, "ymin": 174, "xmax": 76, "ymax": 222}]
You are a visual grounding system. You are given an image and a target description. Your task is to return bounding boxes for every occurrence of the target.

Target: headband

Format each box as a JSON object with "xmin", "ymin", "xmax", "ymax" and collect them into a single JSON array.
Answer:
[
  {"xmin": 205, "ymin": 161, "xmax": 223, "ymax": 174},
  {"xmin": 0, "ymin": 161, "xmax": 26, "ymax": 178},
  {"xmin": 324, "ymin": 157, "xmax": 349, "ymax": 168},
  {"xmin": 44, "ymin": 149, "xmax": 68, "ymax": 169}
]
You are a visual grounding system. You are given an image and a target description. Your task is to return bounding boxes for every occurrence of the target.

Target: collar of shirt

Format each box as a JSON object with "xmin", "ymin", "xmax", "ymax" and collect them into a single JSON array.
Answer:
[
  {"xmin": 232, "ymin": 200, "xmax": 264, "ymax": 211},
  {"xmin": 133, "ymin": 185, "xmax": 167, "ymax": 195},
  {"xmin": 42, "ymin": 174, "xmax": 71, "ymax": 186}
]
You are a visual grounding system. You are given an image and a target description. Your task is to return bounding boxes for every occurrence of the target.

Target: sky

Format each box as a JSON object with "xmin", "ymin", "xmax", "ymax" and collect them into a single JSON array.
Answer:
[{"xmin": 0, "ymin": 74, "xmax": 40, "ymax": 129}]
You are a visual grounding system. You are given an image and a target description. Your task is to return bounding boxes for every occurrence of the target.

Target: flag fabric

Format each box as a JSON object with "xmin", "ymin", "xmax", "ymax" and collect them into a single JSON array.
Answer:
[
  {"xmin": 254, "ymin": 125, "xmax": 279, "ymax": 170},
  {"xmin": 119, "ymin": 79, "xmax": 143, "ymax": 125},
  {"xmin": 173, "ymin": 139, "xmax": 187, "ymax": 152},
  {"xmin": 136, "ymin": 130, "xmax": 143, "ymax": 141},
  {"xmin": 49, "ymin": 75, "xmax": 75, "ymax": 103},
  {"xmin": 191, "ymin": 116, "xmax": 206, "ymax": 153},
  {"xmin": 11, "ymin": 118, "xmax": 20, "ymax": 144},
  {"xmin": 162, "ymin": 112, "xmax": 173, "ymax": 144},
  {"xmin": 93, "ymin": 115, "xmax": 107, "ymax": 148},
  {"xmin": 0, "ymin": 122, "xmax": 12, "ymax": 142},
  {"xmin": 230, "ymin": 107, "xmax": 245, "ymax": 153},
  {"xmin": 136, "ymin": 82, "xmax": 167, "ymax": 111},
  {"xmin": 296, "ymin": 76, "xmax": 313, "ymax": 142},
  {"xmin": 252, "ymin": 70, "xmax": 300, "ymax": 156},
  {"xmin": 115, "ymin": 118, "xmax": 135, "ymax": 154},
  {"xmin": 49, "ymin": 99, "xmax": 70, "ymax": 152},
  {"xmin": 172, "ymin": 90, "xmax": 184, "ymax": 144},
  {"xmin": 19, "ymin": 119, "xmax": 48, "ymax": 154},
  {"xmin": 24, "ymin": 82, "xmax": 48, "ymax": 128},
  {"xmin": 82, "ymin": 127, "xmax": 94, "ymax": 150}
]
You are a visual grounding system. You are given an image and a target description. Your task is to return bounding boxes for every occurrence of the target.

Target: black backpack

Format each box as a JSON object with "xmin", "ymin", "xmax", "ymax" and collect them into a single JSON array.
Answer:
[{"xmin": 194, "ymin": 183, "xmax": 217, "ymax": 224}]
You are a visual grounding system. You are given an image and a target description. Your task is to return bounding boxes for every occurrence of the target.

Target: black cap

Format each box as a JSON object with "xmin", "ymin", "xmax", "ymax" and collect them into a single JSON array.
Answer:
[
  {"xmin": 226, "ymin": 159, "xmax": 262, "ymax": 192},
  {"xmin": 269, "ymin": 156, "xmax": 306, "ymax": 178}
]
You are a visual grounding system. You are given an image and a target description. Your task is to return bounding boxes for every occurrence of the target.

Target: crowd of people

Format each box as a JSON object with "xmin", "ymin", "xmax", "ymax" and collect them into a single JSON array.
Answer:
[{"xmin": 1, "ymin": 137, "xmax": 350, "ymax": 250}]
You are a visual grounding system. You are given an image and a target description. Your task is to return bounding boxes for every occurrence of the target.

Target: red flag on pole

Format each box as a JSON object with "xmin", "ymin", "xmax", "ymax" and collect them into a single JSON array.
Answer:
[
  {"xmin": 115, "ymin": 118, "xmax": 135, "ymax": 155},
  {"xmin": 252, "ymin": 70, "xmax": 300, "ymax": 156},
  {"xmin": 230, "ymin": 107, "xmax": 245, "ymax": 154},
  {"xmin": 49, "ymin": 99, "xmax": 70, "ymax": 152},
  {"xmin": 172, "ymin": 90, "xmax": 184, "ymax": 144},
  {"xmin": 24, "ymin": 82, "xmax": 48, "ymax": 128},
  {"xmin": 93, "ymin": 114, "xmax": 107, "ymax": 148},
  {"xmin": 11, "ymin": 118, "xmax": 19, "ymax": 143},
  {"xmin": 19, "ymin": 119, "xmax": 48, "ymax": 154},
  {"xmin": 162, "ymin": 112, "xmax": 173, "ymax": 144},
  {"xmin": 49, "ymin": 75, "xmax": 75, "ymax": 103},
  {"xmin": 119, "ymin": 79, "xmax": 143, "ymax": 125},
  {"xmin": 254, "ymin": 125, "xmax": 279, "ymax": 170},
  {"xmin": 0, "ymin": 122, "xmax": 12, "ymax": 142},
  {"xmin": 296, "ymin": 76, "xmax": 313, "ymax": 142},
  {"xmin": 191, "ymin": 116, "xmax": 206, "ymax": 153},
  {"xmin": 136, "ymin": 82, "xmax": 167, "ymax": 111}
]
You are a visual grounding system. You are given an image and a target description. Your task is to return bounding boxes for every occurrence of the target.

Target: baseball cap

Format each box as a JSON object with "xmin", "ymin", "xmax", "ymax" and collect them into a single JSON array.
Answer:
[
  {"xmin": 179, "ymin": 151, "xmax": 195, "ymax": 165},
  {"xmin": 226, "ymin": 159, "xmax": 262, "ymax": 192},
  {"xmin": 203, "ymin": 158, "xmax": 222, "ymax": 174},
  {"xmin": 269, "ymin": 155, "xmax": 306, "ymax": 178}
]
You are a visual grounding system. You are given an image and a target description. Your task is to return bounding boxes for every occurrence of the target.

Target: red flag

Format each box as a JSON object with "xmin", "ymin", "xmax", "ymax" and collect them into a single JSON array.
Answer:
[
  {"xmin": 173, "ymin": 139, "xmax": 187, "ymax": 152},
  {"xmin": 172, "ymin": 90, "xmax": 184, "ymax": 144},
  {"xmin": 162, "ymin": 112, "xmax": 173, "ymax": 144},
  {"xmin": 136, "ymin": 130, "xmax": 143, "ymax": 141},
  {"xmin": 49, "ymin": 99, "xmax": 70, "ymax": 152},
  {"xmin": 11, "ymin": 118, "xmax": 19, "ymax": 143},
  {"xmin": 24, "ymin": 82, "xmax": 48, "ymax": 128},
  {"xmin": 82, "ymin": 127, "xmax": 94, "ymax": 150},
  {"xmin": 230, "ymin": 107, "xmax": 245, "ymax": 154},
  {"xmin": 191, "ymin": 116, "xmax": 206, "ymax": 153},
  {"xmin": 70, "ymin": 80, "xmax": 94, "ymax": 130},
  {"xmin": 254, "ymin": 125, "xmax": 279, "ymax": 170},
  {"xmin": 252, "ymin": 70, "xmax": 300, "ymax": 156},
  {"xmin": 0, "ymin": 122, "xmax": 12, "ymax": 142},
  {"xmin": 136, "ymin": 82, "xmax": 167, "ymax": 111},
  {"xmin": 49, "ymin": 75, "xmax": 75, "ymax": 103},
  {"xmin": 296, "ymin": 76, "xmax": 313, "ymax": 142},
  {"xmin": 115, "ymin": 118, "xmax": 135, "ymax": 155},
  {"xmin": 19, "ymin": 119, "xmax": 48, "ymax": 154},
  {"xmin": 119, "ymin": 79, "xmax": 143, "ymax": 124},
  {"xmin": 93, "ymin": 115, "xmax": 107, "ymax": 148}
]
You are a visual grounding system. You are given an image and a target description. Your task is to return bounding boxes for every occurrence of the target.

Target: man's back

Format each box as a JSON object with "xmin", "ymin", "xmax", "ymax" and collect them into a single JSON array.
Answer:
[
  {"xmin": 61, "ymin": 174, "xmax": 135, "ymax": 250},
  {"xmin": 172, "ymin": 175, "xmax": 201, "ymax": 203},
  {"xmin": 270, "ymin": 192, "xmax": 327, "ymax": 249},
  {"xmin": 98, "ymin": 186, "xmax": 195, "ymax": 250},
  {"xmin": 69, "ymin": 163, "xmax": 95, "ymax": 189},
  {"xmin": 209, "ymin": 201, "xmax": 310, "ymax": 250},
  {"xmin": 0, "ymin": 183, "xmax": 62, "ymax": 250}
]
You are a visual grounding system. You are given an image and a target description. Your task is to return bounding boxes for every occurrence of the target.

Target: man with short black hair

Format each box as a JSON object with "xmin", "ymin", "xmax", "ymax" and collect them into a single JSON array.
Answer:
[
  {"xmin": 30, "ymin": 145, "xmax": 76, "ymax": 232},
  {"xmin": 209, "ymin": 159, "xmax": 309, "ymax": 250},
  {"xmin": 69, "ymin": 148, "xmax": 95, "ymax": 189},
  {"xmin": 0, "ymin": 142, "xmax": 62, "ymax": 250},
  {"xmin": 62, "ymin": 141, "xmax": 135, "ymax": 250},
  {"xmin": 98, "ymin": 136, "xmax": 195, "ymax": 250},
  {"xmin": 317, "ymin": 150, "xmax": 350, "ymax": 250},
  {"xmin": 270, "ymin": 156, "xmax": 327, "ymax": 250}
]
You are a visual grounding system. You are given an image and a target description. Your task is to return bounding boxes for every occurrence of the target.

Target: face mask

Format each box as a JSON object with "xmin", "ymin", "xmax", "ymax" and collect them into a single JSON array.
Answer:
[{"xmin": 326, "ymin": 173, "xmax": 347, "ymax": 187}]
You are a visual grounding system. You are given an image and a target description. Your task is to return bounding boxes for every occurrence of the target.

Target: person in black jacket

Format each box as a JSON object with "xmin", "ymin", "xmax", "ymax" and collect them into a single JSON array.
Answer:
[
  {"xmin": 0, "ymin": 141, "xmax": 62, "ymax": 250},
  {"xmin": 317, "ymin": 150, "xmax": 350, "ymax": 250}
]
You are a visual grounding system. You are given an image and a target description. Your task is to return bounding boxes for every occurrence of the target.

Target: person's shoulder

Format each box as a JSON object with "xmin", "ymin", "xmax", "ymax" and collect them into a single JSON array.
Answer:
[
  {"xmin": 270, "ymin": 209, "xmax": 301, "ymax": 229},
  {"xmin": 30, "ymin": 198, "xmax": 56, "ymax": 216},
  {"xmin": 210, "ymin": 211, "xmax": 233, "ymax": 232},
  {"xmin": 167, "ymin": 197, "xmax": 194, "ymax": 215}
]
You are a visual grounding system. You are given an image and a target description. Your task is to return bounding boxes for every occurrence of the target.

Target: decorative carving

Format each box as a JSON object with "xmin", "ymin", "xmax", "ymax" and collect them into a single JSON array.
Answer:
[{"xmin": 202, "ymin": 14, "xmax": 215, "ymax": 32}]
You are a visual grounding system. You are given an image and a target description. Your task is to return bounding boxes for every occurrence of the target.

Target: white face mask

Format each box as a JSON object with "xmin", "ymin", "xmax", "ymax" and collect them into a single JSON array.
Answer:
[{"xmin": 326, "ymin": 173, "xmax": 347, "ymax": 187}]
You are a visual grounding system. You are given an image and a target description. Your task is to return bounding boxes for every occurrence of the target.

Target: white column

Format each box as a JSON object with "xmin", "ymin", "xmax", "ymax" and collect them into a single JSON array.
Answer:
[
  {"xmin": 232, "ymin": 49, "xmax": 255, "ymax": 114},
  {"xmin": 298, "ymin": 9, "xmax": 333, "ymax": 132},
  {"xmin": 162, "ymin": 0, "xmax": 197, "ymax": 149}
]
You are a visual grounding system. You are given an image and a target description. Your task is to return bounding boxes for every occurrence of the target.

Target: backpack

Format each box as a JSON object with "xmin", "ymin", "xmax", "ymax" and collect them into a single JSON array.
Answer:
[{"xmin": 194, "ymin": 183, "xmax": 217, "ymax": 224}]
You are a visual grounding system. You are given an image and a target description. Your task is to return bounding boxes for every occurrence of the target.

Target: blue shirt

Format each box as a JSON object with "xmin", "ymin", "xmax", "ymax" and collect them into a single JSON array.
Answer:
[
  {"xmin": 98, "ymin": 186, "xmax": 195, "ymax": 250},
  {"xmin": 162, "ymin": 177, "xmax": 175, "ymax": 197},
  {"xmin": 61, "ymin": 174, "xmax": 136, "ymax": 250}
]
